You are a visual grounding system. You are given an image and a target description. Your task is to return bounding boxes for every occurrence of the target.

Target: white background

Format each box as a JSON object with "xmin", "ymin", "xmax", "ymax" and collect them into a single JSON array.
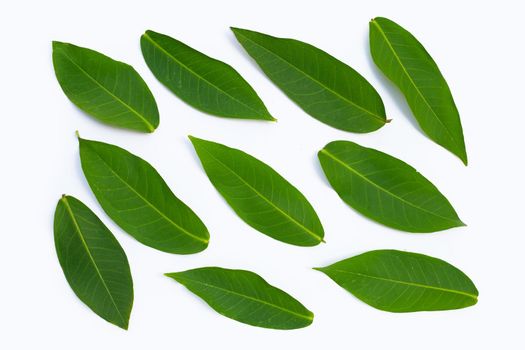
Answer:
[{"xmin": 1, "ymin": 0, "xmax": 524, "ymax": 348}]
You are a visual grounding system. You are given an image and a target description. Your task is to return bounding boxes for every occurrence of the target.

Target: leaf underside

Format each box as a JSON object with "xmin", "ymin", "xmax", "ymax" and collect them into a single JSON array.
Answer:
[
  {"xmin": 141, "ymin": 30, "xmax": 274, "ymax": 121},
  {"xmin": 316, "ymin": 250, "xmax": 478, "ymax": 312},
  {"xmin": 52, "ymin": 41, "xmax": 159, "ymax": 132},
  {"xmin": 79, "ymin": 137, "xmax": 209, "ymax": 254},
  {"xmin": 166, "ymin": 267, "xmax": 313, "ymax": 329},
  {"xmin": 54, "ymin": 195, "xmax": 133, "ymax": 329},
  {"xmin": 231, "ymin": 27, "xmax": 387, "ymax": 133},
  {"xmin": 190, "ymin": 136, "xmax": 324, "ymax": 246},
  {"xmin": 369, "ymin": 17, "xmax": 467, "ymax": 164},
  {"xmin": 318, "ymin": 140, "xmax": 464, "ymax": 232}
]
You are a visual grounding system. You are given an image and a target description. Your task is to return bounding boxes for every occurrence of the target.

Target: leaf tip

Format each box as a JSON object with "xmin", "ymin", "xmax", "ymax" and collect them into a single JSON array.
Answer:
[
  {"xmin": 266, "ymin": 114, "xmax": 277, "ymax": 122},
  {"xmin": 188, "ymin": 135, "xmax": 199, "ymax": 144},
  {"xmin": 75, "ymin": 130, "xmax": 81, "ymax": 139},
  {"xmin": 59, "ymin": 194, "xmax": 69, "ymax": 206}
]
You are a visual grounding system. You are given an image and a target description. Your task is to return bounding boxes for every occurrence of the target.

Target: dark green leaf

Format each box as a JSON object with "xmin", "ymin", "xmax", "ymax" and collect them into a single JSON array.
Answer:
[
  {"xmin": 166, "ymin": 267, "xmax": 313, "ymax": 329},
  {"xmin": 140, "ymin": 30, "xmax": 274, "ymax": 121},
  {"xmin": 190, "ymin": 136, "xmax": 324, "ymax": 246},
  {"xmin": 315, "ymin": 250, "xmax": 478, "ymax": 312},
  {"xmin": 78, "ymin": 136, "xmax": 209, "ymax": 254},
  {"xmin": 52, "ymin": 42, "xmax": 159, "ymax": 133},
  {"xmin": 231, "ymin": 27, "xmax": 387, "ymax": 133},
  {"xmin": 318, "ymin": 140, "xmax": 464, "ymax": 232},
  {"xmin": 54, "ymin": 195, "xmax": 133, "ymax": 329},
  {"xmin": 369, "ymin": 17, "xmax": 467, "ymax": 164}
]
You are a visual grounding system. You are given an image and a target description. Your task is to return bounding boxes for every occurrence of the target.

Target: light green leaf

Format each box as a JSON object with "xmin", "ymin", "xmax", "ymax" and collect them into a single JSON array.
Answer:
[
  {"xmin": 315, "ymin": 250, "xmax": 478, "ymax": 312},
  {"xmin": 79, "ymin": 136, "xmax": 209, "ymax": 254},
  {"xmin": 54, "ymin": 195, "xmax": 133, "ymax": 329},
  {"xmin": 140, "ymin": 30, "xmax": 274, "ymax": 121},
  {"xmin": 190, "ymin": 136, "xmax": 324, "ymax": 246},
  {"xmin": 318, "ymin": 140, "xmax": 464, "ymax": 232},
  {"xmin": 166, "ymin": 267, "xmax": 313, "ymax": 329},
  {"xmin": 369, "ymin": 17, "xmax": 467, "ymax": 164},
  {"xmin": 52, "ymin": 42, "xmax": 159, "ymax": 133},
  {"xmin": 231, "ymin": 27, "xmax": 387, "ymax": 133}
]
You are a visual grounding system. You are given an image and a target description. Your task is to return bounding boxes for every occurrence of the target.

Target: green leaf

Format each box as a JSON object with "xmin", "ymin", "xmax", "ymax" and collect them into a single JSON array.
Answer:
[
  {"xmin": 318, "ymin": 140, "xmax": 464, "ymax": 232},
  {"xmin": 166, "ymin": 267, "xmax": 313, "ymax": 329},
  {"xmin": 189, "ymin": 136, "xmax": 324, "ymax": 246},
  {"xmin": 315, "ymin": 250, "xmax": 478, "ymax": 312},
  {"xmin": 369, "ymin": 17, "xmax": 467, "ymax": 164},
  {"xmin": 78, "ymin": 136, "xmax": 209, "ymax": 254},
  {"xmin": 52, "ymin": 42, "xmax": 159, "ymax": 133},
  {"xmin": 54, "ymin": 195, "xmax": 133, "ymax": 329},
  {"xmin": 231, "ymin": 27, "xmax": 387, "ymax": 133},
  {"xmin": 140, "ymin": 30, "xmax": 274, "ymax": 121}
]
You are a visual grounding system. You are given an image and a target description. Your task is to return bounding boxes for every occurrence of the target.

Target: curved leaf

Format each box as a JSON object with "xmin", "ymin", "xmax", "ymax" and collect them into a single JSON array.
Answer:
[
  {"xmin": 52, "ymin": 42, "xmax": 159, "ymax": 132},
  {"xmin": 79, "ymin": 136, "xmax": 209, "ymax": 254},
  {"xmin": 369, "ymin": 17, "xmax": 467, "ymax": 164},
  {"xmin": 231, "ymin": 27, "xmax": 387, "ymax": 133},
  {"xmin": 54, "ymin": 195, "xmax": 133, "ymax": 329},
  {"xmin": 190, "ymin": 136, "xmax": 324, "ymax": 246},
  {"xmin": 141, "ymin": 30, "xmax": 274, "ymax": 121},
  {"xmin": 166, "ymin": 267, "xmax": 313, "ymax": 329},
  {"xmin": 318, "ymin": 140, "xmax": 464, "ymax": 232},
  {"xmin": 315, "ymin": 250, "xmax": 478, "ymax": 312}
]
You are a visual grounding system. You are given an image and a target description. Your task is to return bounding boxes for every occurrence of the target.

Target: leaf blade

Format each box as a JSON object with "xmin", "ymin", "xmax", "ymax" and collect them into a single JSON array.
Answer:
[
  {"xmin": 190, "ymin": 136, "xmax": 324, "ymax": 246},
  {"xmin": 231, "ymin": 27, "xmax": 387, "ymax": 132},
  {"xmin": 318, "ymin": 140, "xmax": 464, "ymax": 232},
  {"xmin": 315, "ymin": 250, "xmax": 478, "ymax": 312},
  {"xmin": 54, "ymin": 195, "xmax": 133, "ymax": 329},
  {"xmin": 52, "ymin": 42, "xmax": 159, "ymax": 132},
  {"xmin": 166, "ymin": 267, "xmax": 313, "ymax": 329},
  {"xmin": 78, "ymin": 137, "xmax": 209, "ymax": 254},
  {"xmin": 140, "ymin": 30, "xmax": 273, "ymax": 121},
  {"xmin": 369, "ymin": 17, "xmax": 467, "ymax": 164}
]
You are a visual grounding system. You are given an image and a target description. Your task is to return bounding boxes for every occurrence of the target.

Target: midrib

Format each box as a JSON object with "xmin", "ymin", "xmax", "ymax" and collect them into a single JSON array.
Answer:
[
  {"xmin": 142, "ymin": 33, "xmax": 266, "ymax": 117},
  {"xmin": 236, "ymin": 32, "xmax": 386, "ymax": 124},
  {"xmin": 87, "ymin": 147, "xmax": 208, "ymax": 244},
  {"xmin": 371, "ymin": 21, "xmax": 459, "ymax": 149},
  {"xmin": 329, "ymin": 269, "xmax": 478, "ymax": 300},
  {"xmin": 199, "ymin": 146, "xmax": 323, "ymax": 242},
  {"xmin": 173, "ymin": 276, "xmax": 313, "ymax": 321},
  {"xmin": 320, "ymin": 149, "xmax": 460, "ymax": 224},
  {"xmin": 61, "ymin": 196, "xmax": 126, "ymax": 324},
  {"xmin": 59, "ymin": 50, "xmax": 154, "ymax": 132}
]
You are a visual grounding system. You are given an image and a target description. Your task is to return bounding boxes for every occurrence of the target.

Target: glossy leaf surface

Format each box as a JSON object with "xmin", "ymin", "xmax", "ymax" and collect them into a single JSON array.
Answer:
[
  {"xmin": 318, "ymin": 140, "xmax": 464, "ymax": 232},
  {"xmin": 190, "ymin": 136, "xmax": 324, "ymax": 246},
  {"xmin": 79, "ymin": 137, "xmax": 209, "ymax": 254},
  {"xmin": 54, "ymin": 195, "xmax": 133, "ymax": 329},
  {"xmin": 315, "ymin": 250, "xmax": 478, "ymax": 312},
  {"xmin": 369, "ymin": 17, "xmax": 467, "ymax": 164},
  {"xmin": 52, "ymin": 42, "xmax": 159, "ymax": 132},
  {"xmin": 141, "ymin": 30, "xmax": 273, "ymax": 121},
  {"xmin": 231, "ymin": 27, "xmax": 387, "ymax": 132},
  {"xmin": 166, "ymin": 267, "xmax": 313, "ymax": 329}
]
